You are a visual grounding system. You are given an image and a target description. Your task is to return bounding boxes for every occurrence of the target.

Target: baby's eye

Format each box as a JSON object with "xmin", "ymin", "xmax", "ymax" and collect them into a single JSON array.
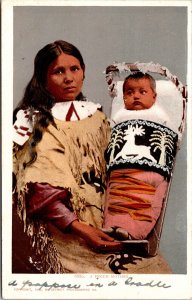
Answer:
[
  {"xmin": 140, "ymin": 90, "xmax": 147, "ymax": 95},
  {"xmin": 126, "ymin": 90, "xmax": 133, "ymax": 95}
]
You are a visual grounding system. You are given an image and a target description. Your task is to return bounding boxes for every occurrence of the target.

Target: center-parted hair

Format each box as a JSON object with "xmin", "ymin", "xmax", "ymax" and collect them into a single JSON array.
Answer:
[
  {"xmin": 15, "ymin": 40, "xmax": 85, "ymax": 113},
  {"xmin": 14, "ymin": 40, "xmax": 86, "ymax": 166}
]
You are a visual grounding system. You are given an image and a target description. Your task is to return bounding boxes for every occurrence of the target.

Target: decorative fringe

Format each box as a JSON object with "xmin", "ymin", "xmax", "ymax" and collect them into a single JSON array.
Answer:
[
  {"xmin": 13, "ymin": 111, "xmax": 110, "ymax": 272},
  {"xmin": 15, "ymin": 189, "xmax": 66, "ymax": 273}
]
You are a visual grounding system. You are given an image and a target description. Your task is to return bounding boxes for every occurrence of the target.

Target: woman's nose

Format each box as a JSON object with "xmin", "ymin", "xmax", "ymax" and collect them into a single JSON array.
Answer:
[{"xmin": 64, "ymin": 71, "xmax": 73, "ymax": 83}]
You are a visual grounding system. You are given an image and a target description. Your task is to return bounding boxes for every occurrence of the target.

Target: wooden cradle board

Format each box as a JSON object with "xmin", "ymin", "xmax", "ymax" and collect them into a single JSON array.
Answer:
[{"xmin": 105, "ymin": 62, "xmax": 187, "ymax": 257}]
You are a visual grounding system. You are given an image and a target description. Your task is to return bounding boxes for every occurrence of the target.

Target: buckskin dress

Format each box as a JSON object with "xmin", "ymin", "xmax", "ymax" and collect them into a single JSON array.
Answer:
[{"xmin": 12, "ymin": 100, "xmax": 172, "ymax": 274}]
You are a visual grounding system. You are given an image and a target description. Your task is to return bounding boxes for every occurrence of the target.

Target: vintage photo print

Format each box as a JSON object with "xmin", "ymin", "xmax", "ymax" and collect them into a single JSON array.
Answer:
[{"xmin": 1, "ymin": 0, "xmax": 192, "ymax": 299}]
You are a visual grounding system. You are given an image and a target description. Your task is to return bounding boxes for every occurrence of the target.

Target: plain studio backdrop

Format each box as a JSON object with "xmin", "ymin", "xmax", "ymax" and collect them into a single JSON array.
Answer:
[{"xmin": 13, "ymin": 5, "xmax": 187, "ymax": 274}]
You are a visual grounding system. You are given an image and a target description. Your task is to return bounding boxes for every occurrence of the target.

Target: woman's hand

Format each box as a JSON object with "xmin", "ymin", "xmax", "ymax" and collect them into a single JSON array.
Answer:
[{"xmin": 69, "ymin": 220, "xmax": 123, "ymax": 252}]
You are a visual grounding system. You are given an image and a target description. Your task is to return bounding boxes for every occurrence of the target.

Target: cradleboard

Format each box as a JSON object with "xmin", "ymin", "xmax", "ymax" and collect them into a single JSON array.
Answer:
[{"xmin": 104, "ymin": 62, "xmax": 187, "ymax": 256}]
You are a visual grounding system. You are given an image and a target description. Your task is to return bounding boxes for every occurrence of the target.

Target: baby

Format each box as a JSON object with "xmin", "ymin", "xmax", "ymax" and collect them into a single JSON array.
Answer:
[
  {"xmin": 123, "ymin": 72, "xmax": 156, "ymax": 110},
  {"xmin": 103, "ymin": 72, "xmax": 177, "ymax": 240}
]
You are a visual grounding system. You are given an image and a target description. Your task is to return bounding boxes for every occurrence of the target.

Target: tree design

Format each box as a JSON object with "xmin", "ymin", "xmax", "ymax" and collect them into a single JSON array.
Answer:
[
  {"xmin": 107, "ymin": 128, "xmax": 124, "ymax": 164},
  {"xmin": 149, "ymin": 130, "xmax": 174, "ymax": 166},
  {"xmin": 124, "ymin": 124, "xmax": 145, "ymax": 137}
]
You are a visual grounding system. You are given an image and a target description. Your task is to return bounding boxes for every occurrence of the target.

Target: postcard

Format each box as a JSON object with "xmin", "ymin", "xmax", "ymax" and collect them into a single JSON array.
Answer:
[{"xmin": 1, "ymin": 0, "xmax": 192, "ymax": 299}]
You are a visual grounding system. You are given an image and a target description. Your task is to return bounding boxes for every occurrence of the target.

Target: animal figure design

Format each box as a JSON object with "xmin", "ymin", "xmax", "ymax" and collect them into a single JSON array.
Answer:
[
  {"xmin": 106, "ymin": 252, "xmax": 142, "ymax": 274},
  {"xmin": 115, "ymin": 124, "xmax": 157, "ymax": 162}
]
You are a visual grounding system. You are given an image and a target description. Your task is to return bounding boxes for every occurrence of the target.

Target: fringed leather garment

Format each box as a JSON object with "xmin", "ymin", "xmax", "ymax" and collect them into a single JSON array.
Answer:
[{"xmin": 13, "ymin": 108, "xmax": 111, "ymax": 273}]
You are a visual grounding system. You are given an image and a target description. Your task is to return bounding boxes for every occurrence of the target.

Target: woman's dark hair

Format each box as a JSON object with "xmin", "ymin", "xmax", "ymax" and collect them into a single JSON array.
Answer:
[{"xmin": 14, "ymin": 40, "xmax": 86, "ymax": 165}]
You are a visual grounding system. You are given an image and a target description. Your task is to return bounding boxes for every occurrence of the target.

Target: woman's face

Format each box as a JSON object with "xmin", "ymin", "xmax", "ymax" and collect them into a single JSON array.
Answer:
[{"xmin": 46, "ymin": 52, "xmax": 84, "ymax": 102}]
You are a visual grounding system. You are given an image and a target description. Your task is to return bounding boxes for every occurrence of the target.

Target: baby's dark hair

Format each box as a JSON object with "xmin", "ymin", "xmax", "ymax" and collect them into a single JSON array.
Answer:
[{"xmin": 123, "ymin": 72, "xmax": 156, "ymax": 94}]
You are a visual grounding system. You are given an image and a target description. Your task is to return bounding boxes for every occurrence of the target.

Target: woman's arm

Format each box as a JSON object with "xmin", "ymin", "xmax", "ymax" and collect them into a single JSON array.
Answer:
[
  {"xmin": 25, "ymin": 182, "xmax": 122, "ymax": 252},
  {"xmin": 26, "ymin": 182, "xmax": 78, "ymax": 230}
]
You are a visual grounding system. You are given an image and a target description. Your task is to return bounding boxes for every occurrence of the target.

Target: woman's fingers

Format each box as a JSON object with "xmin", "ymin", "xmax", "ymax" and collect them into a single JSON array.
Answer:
[
  {"xmin": 98, "ymin": 230, "xmax": 115, "ymax": 241},
  {"xmin": 70, "ymin": 221, "xmax": 123, "ymax": 252},
  {"xmin": 91, "ymin": 231, "xmax": 123, "ymax": 252},
  {"xmin": 94, "ymin": 229, "xmax": 124, "ymax": 251}
]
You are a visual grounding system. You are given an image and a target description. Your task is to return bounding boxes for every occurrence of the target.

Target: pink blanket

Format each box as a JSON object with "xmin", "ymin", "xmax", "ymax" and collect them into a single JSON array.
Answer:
[{"xmin": 103, "ymin": 169, "xmax": 168, "ymax": 239}]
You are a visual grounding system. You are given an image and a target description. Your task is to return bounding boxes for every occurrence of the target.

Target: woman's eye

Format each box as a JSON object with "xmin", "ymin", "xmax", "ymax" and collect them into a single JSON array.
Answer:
[
  {"xmin": 71, "ymin": 66, "xmax": 80, "ymax": 72},
  {"xmin": 54, "ymin": 69, "xmax": 63, "ymax": 75}
]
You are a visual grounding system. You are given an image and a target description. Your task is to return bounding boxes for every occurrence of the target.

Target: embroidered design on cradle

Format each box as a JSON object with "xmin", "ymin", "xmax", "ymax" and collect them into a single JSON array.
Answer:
[{"xmin": 106, "ymin": 119, "xmax": 178, "ymax": 178}]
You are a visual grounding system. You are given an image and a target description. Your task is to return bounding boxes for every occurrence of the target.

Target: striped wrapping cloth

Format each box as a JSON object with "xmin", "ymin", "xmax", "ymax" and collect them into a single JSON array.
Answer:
[{"xmin": 107, "ymin": 169, "xmax": 156, "ymax": 222}]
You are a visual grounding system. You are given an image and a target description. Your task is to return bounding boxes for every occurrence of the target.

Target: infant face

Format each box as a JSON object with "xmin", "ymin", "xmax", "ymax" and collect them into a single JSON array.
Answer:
[{"xmin": 123, "ymin": 78, "xmax": 156, "ymax": 110}]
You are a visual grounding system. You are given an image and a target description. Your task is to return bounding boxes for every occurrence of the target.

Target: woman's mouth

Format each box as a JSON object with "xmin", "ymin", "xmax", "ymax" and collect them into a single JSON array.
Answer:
[{"xmin": 64, "ymin": 86, "xmax": 76, "ymax": 91}]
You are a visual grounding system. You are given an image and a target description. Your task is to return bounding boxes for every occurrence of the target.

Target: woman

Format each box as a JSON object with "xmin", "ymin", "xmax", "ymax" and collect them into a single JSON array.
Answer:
[{"xmin": 13, "ymin": 40, "xmax": 122, "ymax": 273}]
